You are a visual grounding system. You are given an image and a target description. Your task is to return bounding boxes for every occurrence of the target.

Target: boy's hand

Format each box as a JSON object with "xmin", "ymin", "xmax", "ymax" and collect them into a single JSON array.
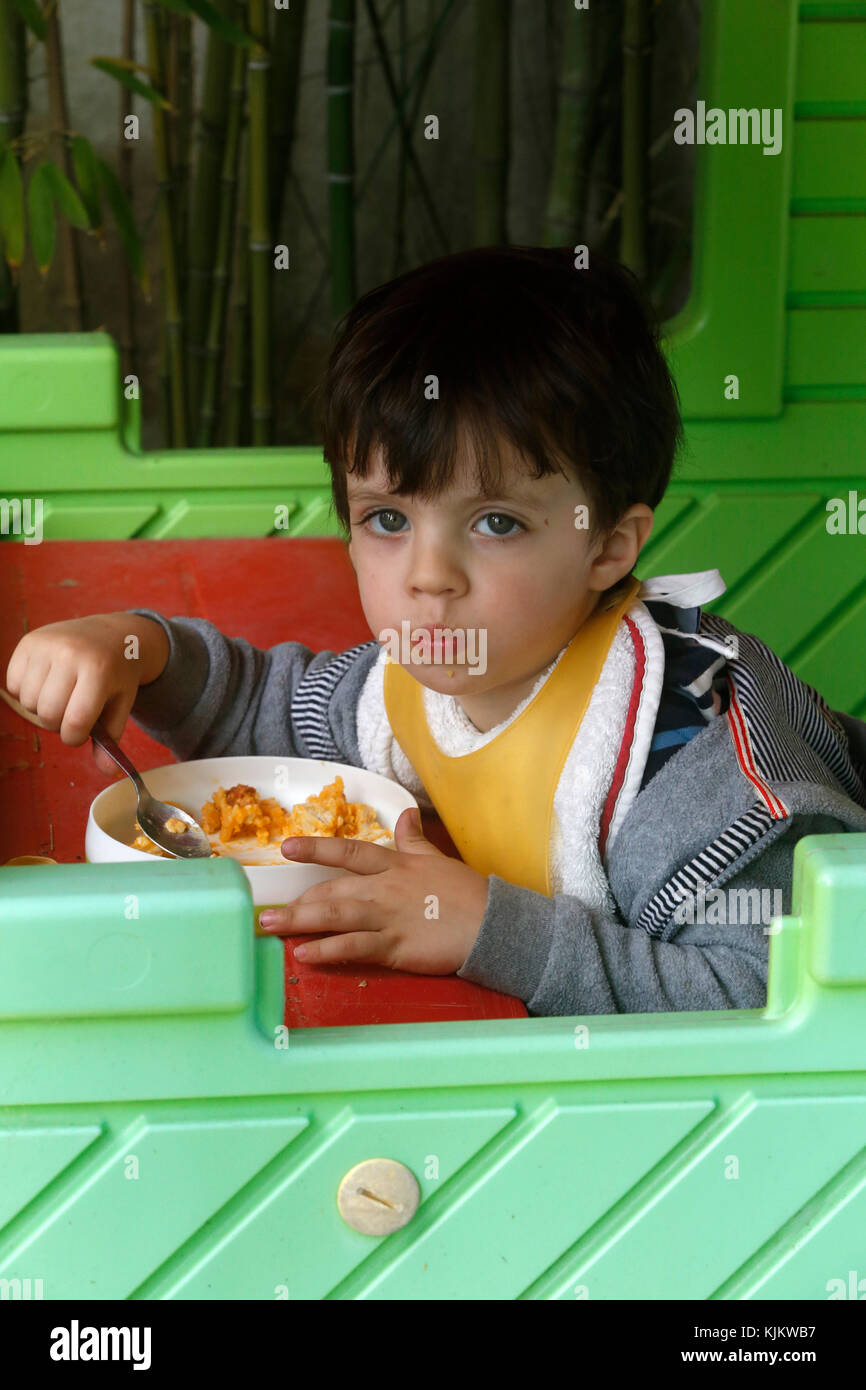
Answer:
[
  {"xmin": 258, "ymin": 808, "xmax": 490, "ymax": 975},
  {"xmin": 5, "ymin": 613, "xmax": 170, "ymax": 776}
]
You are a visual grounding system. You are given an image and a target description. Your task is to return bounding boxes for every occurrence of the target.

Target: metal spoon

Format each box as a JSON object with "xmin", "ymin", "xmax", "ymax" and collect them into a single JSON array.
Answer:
[{"xmin": 90, "ymin": 718, "xmax": 213, "ymax": 859}]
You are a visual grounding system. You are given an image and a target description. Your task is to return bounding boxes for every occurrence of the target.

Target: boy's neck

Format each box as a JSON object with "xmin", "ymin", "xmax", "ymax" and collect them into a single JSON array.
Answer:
[{"xmin": 455, "ymin": 660, "xmax": 559, "ymax": 734}]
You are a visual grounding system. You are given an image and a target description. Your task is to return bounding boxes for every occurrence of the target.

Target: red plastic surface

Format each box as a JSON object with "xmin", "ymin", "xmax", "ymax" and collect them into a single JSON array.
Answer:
[{"xmin": 0, "ymin": 539, "xmax": 527, "ymax": 1026}]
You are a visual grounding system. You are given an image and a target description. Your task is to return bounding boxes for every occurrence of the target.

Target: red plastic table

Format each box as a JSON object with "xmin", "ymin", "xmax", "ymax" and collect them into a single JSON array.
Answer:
[{"xmin": 0, "ymin": 539, "xmax": 526, "ymax": 1027}]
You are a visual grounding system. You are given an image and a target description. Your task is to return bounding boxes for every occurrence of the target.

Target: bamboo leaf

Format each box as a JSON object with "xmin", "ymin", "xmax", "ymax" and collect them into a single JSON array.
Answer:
[
  {"xmin": 157, "ymin": 0, "xmax": 253, "ymax": 47},
  {"xmin": 10, "ymin": 0, "xmax": 47, "ymax": 41},
  {"xmin": 90, "ymin": 54, "xmax": 159, "ymax": 75},
  {"xmin": 0, "ymin": 151, "xmax": 25, "ymax": 270},
  {"xmin": 27, "ymin": 164, "xmax": 56, "ymax": 274},
  {"xmin": 96, "ymin": 155, "xmax": 149, "ymax": 297},
  {"xmin": 70, "ymin": 136, "xmax": 104, "ymax": 236},
  {"xmin": 90, "ymin": 57, "xmax": 172, "ymax": 108},
  {"xmin": 186, "ymin": 0, "xmax": 253, "ymax": 46},
  {"xmin": 40, "ymin": 160, "xmax": 92, "ymax": 230}
]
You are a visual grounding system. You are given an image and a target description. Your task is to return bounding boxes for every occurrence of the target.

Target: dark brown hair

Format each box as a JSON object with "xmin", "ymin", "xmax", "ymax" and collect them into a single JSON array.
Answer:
[{"xmin": 318, "ymin": 244, "xmax": 683, "ymax": 551}]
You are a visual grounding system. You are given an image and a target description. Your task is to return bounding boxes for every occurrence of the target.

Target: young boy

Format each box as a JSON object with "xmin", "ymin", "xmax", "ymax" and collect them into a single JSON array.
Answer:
[{"xmin": 9, "ymin": 246, "xmax": 866, "ymax": 1016}]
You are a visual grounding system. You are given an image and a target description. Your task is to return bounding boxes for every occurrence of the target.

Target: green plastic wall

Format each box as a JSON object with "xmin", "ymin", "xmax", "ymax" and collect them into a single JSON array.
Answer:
[
  {"xmin": 0, "ymin": 0, "xmax": 865, "ymax": 1300},
  {"xmin": 0, "ymin": 838, "xmax": 865, "ymax": 1300}
]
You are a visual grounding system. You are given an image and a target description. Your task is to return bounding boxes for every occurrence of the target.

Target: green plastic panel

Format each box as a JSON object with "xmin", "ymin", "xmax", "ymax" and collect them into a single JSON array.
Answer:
[
  {"xmin": 661, "ymin": 0, "xmax": 796, "ymax": 418},
  {"xmin": 788, "ymin": 217, "xmax": 866, "ymax": 301},
  {"xmin": 791, "ymin": 121, "xmax": 866, "ymax": 211},
  {"xmin": 0, "ymin": 838, "xmax": 864, "ymax": 1299}
]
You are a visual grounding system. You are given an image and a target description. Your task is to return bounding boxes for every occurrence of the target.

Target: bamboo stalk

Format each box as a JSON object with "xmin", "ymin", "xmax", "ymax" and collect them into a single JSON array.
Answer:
[
  {"xmin": 43, "ymin": 0, "xmax": 84, "ymax": 330},
  {"xmin": 543, "ymin": 1, "xmax": 593, "ymax": 247},
  {"xmin": 363, "ymin": 0, "xmax": 450, "ymax": 256},
  {"xmin": 247, "ymin": 0, "xmax": 272, "ymax": 445},
  {"xmin": 620, "ymin": 0, "xmax": 651, "ymax": 280},
  {"xmin": 585, "ymin": 0, "xmax": 623, "ymax": 257},
  {"xmin": 267, "ymin": 0, "xmax": 307, "ymax": 238},
  {"xmin": 473, "ymin": 0, "xmax": 510, "ymax": 246},
  {"xmin": 144, "ymin": 0, "xmax": 187, "ymax": 446},
  {"xmin": 197, "ymin": 37, "xmax": 246, "ymax": 446},
  {"xmin": 186, "ymin": 0, "xmax": 234, "ymax": 434},
  {"xmin": 117, "ymin": 0, "xmax": 138, "ymax": 383},
  {"xmin": 224, "ymin": 138, "xmax": 250, "ymax": 447},
  {"xmin": 356, "ymin": 0, "xmax": 459, "ymax": 207},
  {"xmin": 0, "ymin": 0, "xmax": 26, "ymax": 331},
  {"xmin": 327, "ymin": 0, "xmax": 356, "ymax": 320},
  {"xmin": 167, "ymin": 11, "xmax": 193, "ymax": 303},
  {"xmin": 391, "ymin": 0, "xmax": 407, "ymax": 274}
]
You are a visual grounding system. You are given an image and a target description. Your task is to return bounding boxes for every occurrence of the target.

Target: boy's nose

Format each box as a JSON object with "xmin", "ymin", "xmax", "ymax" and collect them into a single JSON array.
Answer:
[
  {"xmin": 408, "ymin": 570, "xmax": 464, "ymax": 602},
  {"xmin": 406, "ymin": 540, "xmax": 466, "ymax": 596}
]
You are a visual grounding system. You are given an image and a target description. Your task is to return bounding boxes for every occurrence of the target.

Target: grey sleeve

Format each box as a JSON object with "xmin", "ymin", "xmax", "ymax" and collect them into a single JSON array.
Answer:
[
  {"xmin": 457, "ymin": 814, "xmax": 848, "ymax": 1016},
  {"xmin": 126, "ymin": 608, "xmax": 378, "ymax": 764}
]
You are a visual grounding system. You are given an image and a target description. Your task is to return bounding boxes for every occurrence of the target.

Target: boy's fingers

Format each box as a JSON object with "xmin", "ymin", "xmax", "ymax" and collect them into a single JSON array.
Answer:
[
  {"xmin": 5, "ymin": 645, "xmax": 27, "ymax": 696},
  {"xmin": 91, "ymin": 690, "xmax": 139, "ymax": 775},
  {"xmin": 33, "ymin": 665, "xmax": 78, "ymax": 733},
  {"xmin": 99, "ymin": 688, "xmax": 138, "ymax": 744},
  {"xmin": 280, "ymin": 835, "xmax": 390, "ymax": 874},
  {"xmin": 60, "ymin": 669, "xmax": 114, "ymax": 746},
  {"xmin": 17, "ymin": 656, "xmax": 51, "ymax": 716},
  {"xmin": 92, "ymin": 743, "xmax": 118, "ymax": 776}
]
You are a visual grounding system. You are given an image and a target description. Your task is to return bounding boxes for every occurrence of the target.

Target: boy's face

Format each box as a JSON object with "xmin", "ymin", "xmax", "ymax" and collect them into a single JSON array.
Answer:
[{"xmin": 345, "ymin": 441, "xmax": 652, "ymax": 731}]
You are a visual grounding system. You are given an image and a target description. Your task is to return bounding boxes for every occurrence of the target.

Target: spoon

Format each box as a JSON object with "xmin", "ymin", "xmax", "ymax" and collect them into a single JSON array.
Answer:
[
  {"xmin": 89, "ymin": 719, "xmax": 213, "ymax": 859},
  {"xmin": 0, "ymin": 688, "xmax": 212, "ymax": 859}
]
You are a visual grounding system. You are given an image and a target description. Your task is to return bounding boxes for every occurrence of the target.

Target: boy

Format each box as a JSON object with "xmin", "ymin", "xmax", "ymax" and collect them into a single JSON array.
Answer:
[{"xmin": 9, "ymin": 246, "xmax": 866, "ymax": 1015}]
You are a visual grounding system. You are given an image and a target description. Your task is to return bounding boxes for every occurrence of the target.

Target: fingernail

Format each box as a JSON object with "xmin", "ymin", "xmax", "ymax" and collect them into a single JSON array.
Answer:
[
  {"xmin": 259, "ymin": 911, "xmax": 276, "ymax": 927},
  {"xmin": 293, "ymin": 946, "xmax": 307, "ymax": 959}
]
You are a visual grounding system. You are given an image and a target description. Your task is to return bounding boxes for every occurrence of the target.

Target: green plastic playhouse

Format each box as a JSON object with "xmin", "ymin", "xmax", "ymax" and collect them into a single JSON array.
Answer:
[{"xmin": 1, "ymin": 0, "xmax": 865, "ymax": 1299}]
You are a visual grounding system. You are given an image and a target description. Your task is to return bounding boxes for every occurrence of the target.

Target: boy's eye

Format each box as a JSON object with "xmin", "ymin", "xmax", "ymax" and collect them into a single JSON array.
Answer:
[
  {"xmin": 359, "ymin": 508, "xmax": 408, "ymax": 534},
  {"xmin": 476, "ymin": 512, "xmax": 522, "ymax": 537}
]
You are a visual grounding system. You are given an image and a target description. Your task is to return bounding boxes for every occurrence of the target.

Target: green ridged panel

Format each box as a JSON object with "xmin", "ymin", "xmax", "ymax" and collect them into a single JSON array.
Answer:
[
  {"xmin": 795, "ymin": 19, "xmax": 866, "ymax": 113},
  {"xmin": 0, "ymin": 842, "xmax": 864, "ymax": 1300},
  {"xmin": 791, "ymin": 121, "xmax": 866, "ymax": 210},
  {"xmin": 788, "ymin": 218, "xmax": 866, "ymax": 299}
]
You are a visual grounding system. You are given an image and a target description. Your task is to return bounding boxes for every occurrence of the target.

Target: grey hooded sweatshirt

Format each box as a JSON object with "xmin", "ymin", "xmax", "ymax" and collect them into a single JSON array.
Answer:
[{"xmin": 126, "ymin": 596, "xmax": 866, "ymax": 1018}]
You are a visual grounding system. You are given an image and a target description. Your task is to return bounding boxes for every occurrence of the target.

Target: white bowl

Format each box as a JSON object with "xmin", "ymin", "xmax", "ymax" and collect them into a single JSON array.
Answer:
[{"xmin": 85, "ymin": 756, "xmax": 418, "ymax": 912}]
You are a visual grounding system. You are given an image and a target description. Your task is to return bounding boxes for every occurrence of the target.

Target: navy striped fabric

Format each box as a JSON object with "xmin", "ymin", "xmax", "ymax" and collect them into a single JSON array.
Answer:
[{"xmin": 638, "ymin": 598, "xmax": 730, "ymax": 793}]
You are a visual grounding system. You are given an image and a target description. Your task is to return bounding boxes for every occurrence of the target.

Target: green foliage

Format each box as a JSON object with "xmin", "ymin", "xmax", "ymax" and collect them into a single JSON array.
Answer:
[
  {"xmin": 27, "ymin": 163, "xmax": 55, "ymax": 274},
  {"xmin": 96, "ymin": 156, "xmax": 150, "ymax": 299},
  {"xmin": 90, "ymin": 57, "xmax": 171, "ymax": 108},
  {"xmin": 9, "ymin": 0, "xmax": 46, "ymax": 41},
  {"xmin": 0, "ymin": 149, "xmax": 24, "ymax": 269},
  {"xmin": 70, "ymin": 136, "xmax": 104, "ymax": 239},
  {"xmin": 40, "ymin": 161, "xmax": 91, "ymax": 230},
  {"xmin": 156, "ymin": 0, "xmax": 254, "ymax": 48}
]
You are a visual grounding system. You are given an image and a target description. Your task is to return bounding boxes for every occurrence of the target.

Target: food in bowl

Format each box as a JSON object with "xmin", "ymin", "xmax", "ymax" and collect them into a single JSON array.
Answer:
[{"xmin": 129, "ymin": 775, "xmax": 393, "ymax": 862}]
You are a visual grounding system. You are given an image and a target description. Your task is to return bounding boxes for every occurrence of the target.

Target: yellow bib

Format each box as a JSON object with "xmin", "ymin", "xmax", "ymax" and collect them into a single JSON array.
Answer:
[{"xmin": 383, "ymin": 577, "xmax": 641, "ymax": 896}]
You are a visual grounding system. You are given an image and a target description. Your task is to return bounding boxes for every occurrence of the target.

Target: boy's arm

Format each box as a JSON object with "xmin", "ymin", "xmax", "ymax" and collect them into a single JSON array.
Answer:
[
  {"xmin": 125, "ymin": 608, "xmax": 378, "ymax": 764},
  {"xmin": 457, "ymin": 813, "xmax": 847, "ymax": 1016}
]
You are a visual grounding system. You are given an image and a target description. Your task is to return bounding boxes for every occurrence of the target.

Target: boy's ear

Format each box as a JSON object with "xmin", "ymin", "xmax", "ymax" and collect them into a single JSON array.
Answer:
[{"xmin": 589, "ymin": 505, "xmax": 654, "ymax": 590}]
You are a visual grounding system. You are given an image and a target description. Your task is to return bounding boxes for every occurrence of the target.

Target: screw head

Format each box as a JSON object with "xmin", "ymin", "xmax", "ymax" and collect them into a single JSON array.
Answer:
[{"xmin": 337, "ymin": 1158, "xmax": 420, "ymax": 1236}]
